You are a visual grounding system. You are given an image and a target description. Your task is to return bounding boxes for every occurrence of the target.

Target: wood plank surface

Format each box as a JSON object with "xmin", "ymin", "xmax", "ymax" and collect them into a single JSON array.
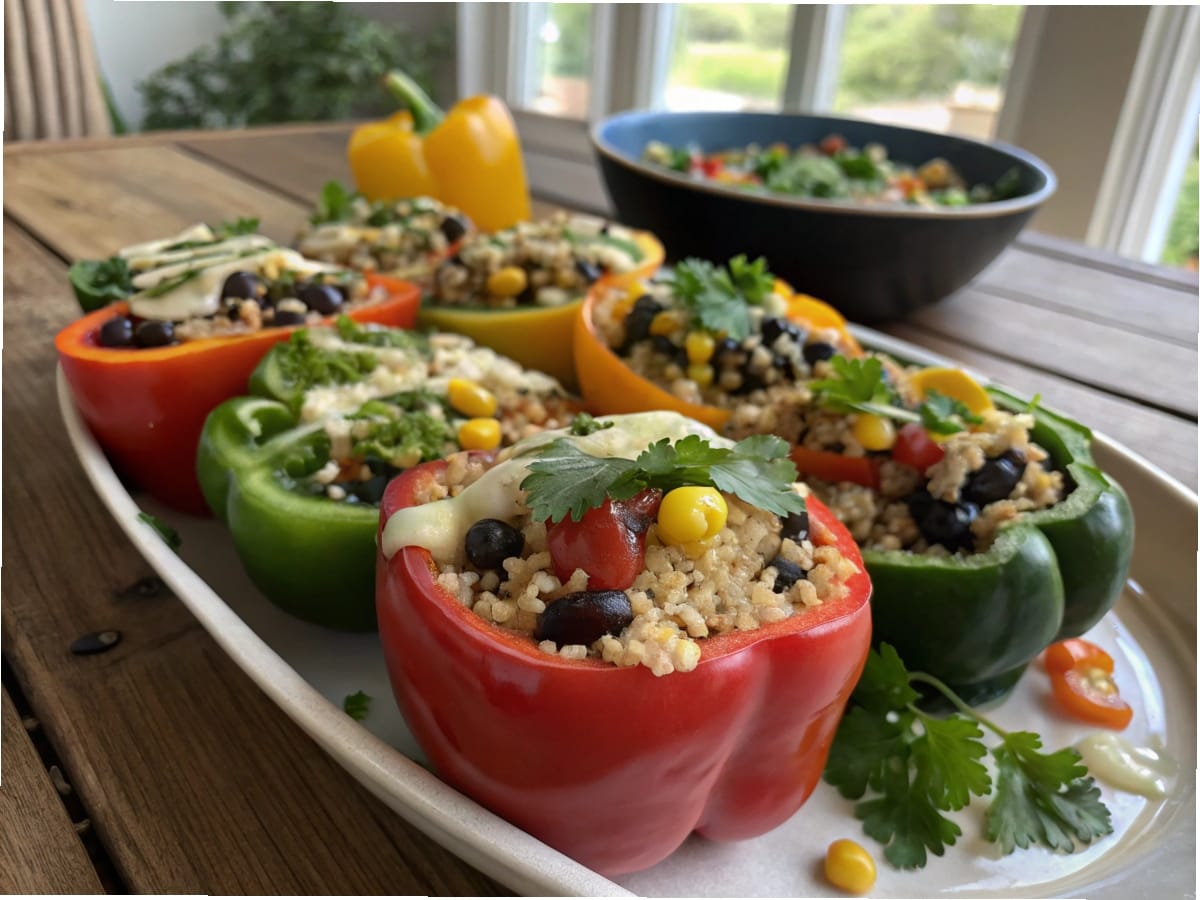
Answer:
[
  {"xmin": 4, "ymin": 145, "xmax": 312, "ymax": 258},
  {"xmin": 1, "ymin": 220, "xmax": 505, "ymax": 896},
  {"xmin": 0, "ymin": 690, "xmax": 105, "ymax": 894},
  {"xmin": 905, "ymin": 285, "xmax": 1198, "ymax": 417},
  {"xmin": 882, "ymin": 324, "xmax": 1198, "ymax": 488}
]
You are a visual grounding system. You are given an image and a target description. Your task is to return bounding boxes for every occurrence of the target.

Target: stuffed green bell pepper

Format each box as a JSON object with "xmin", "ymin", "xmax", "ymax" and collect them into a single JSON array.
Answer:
[
  {"xmin": 197, "ymin": 315, "xmax": 574, "ymax": 630},
  {"xmin": 783, "ymin": 356, "xmax": 1134, "ymax": 704}
]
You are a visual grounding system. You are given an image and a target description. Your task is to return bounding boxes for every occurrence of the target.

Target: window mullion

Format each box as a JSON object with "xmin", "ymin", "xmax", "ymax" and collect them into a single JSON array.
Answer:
[
  {"xmin": 1087, "ymin": 5, "xmax": 1200, "ymax": 259},
  {"xmin": 781, "ymin": 4, "xmax": 846, "ymax": 112},
  {"xmin": 632, "ymin": 3, "xmax": 676, "ymax": 110},
  {"xmin": 586, "ymin": 3, "xmax": 617, "ymax": 121}
]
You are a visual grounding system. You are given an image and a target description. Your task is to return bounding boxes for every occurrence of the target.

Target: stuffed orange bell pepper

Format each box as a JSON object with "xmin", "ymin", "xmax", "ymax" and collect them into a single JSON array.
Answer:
[
  {"xmin": 56, "ymin": 225, "xmax": 420, "ymax": 515},
  {"xmin": 375, "ymin": 412, "xmax": 872, "ymax": 875},
  {"xmin": 349, "ymin": 70, "xmax": 531, "ymax": 232},
  {"xmin": 574, "ymin": 254, "xmax": 861, "ymax": 430}
]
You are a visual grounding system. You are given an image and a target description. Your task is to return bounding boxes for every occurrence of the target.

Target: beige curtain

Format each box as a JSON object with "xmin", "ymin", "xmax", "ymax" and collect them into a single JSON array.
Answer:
[{"xmin": 5, "ymin": 0, "xmax": 111, "ymax": 140}]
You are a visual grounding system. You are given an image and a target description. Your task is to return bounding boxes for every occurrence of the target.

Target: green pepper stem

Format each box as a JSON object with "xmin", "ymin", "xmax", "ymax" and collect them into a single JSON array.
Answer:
[
  {"xmin": 382, "ymin": 70, "xmax": 444, "ymax": 134},
  {"xmin": 908, "ymin": 671, "xmax": 1009, "ymax": 739}
]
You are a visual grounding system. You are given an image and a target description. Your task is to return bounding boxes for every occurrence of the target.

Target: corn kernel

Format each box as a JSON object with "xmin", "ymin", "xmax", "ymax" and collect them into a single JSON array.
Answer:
[
  {"xmin": 486, "ymin": 266, "xmax": 528, "ymax": 298},
  {"xmin": 851, "ymin": 414, "xmax": 896, "ymax": 451},
  {"xmin": 447, "ymin": 378, "xmax": 497, "ymax": 418},
  {"xmin": 687, "ymin": 363, "xmax": 714, "ymax": 389},
  {"xmin": 649, "ymin": 310, "xmax": 682, "ymax": 337},
  {"xmin": 657, "ymin": 487, "xmax": 728, "ymax": 545},
  {"xmin": 824, "ymin": 839, "xmax": 876, "ymax": 895},
  {"xmin": 458, "ymin": 417, "xmax": 501, "ymax": 451},
  {"xmin": 611, "ymin": 294, "xmax": 637, "ymax": 323},
  {"xmin": 624, "ymin": 280, "xmax": 648, "ymax": 300},
  {"xmin": 685, "ymin": 331, "xmax": 716, "ymax": 364}
]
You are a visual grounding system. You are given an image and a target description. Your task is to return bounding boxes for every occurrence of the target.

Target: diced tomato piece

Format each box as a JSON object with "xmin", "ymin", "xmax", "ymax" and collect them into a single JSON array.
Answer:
[
  {"xmin": 891, "ymin": 422, "xmax": 945, "ymax": 472},
  {"xmin": 546, "ymin": 490, "xmax": 662, "ymax": 590},
  {"xmin": 790, "ymin": 447, "xmax": 879, "ymax": 489},
  {"xmin": 819, "ymin": 134, "xmax": 847, "ymax": 156},
  {"xmin": 700, "ymin": 157, "xmax": 724, "ymax": 177}
]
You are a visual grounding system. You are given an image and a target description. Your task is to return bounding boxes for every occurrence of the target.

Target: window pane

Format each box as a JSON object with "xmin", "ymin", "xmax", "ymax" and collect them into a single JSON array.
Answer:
[
  {"xmin": 525, "ymin": 3, "xmax": 594, "ymax": 118},
  {"xmin": 1160, "ymin": 135, "xmax": 1199, "ymax": 270},
  {"xmin": 832, "ymin": 5, "xmax": 1024, "ymax": 140},
  {"xmin": 662, "ymin": 4, "xmax": 794, "ymax": 111}
]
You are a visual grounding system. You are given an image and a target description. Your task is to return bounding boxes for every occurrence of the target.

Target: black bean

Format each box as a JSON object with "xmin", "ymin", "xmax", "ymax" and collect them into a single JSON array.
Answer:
[
  {"xmin": 98, "ymin": 316, "xmax": 135, "ymax": 348},
  {"xmin": 652, "ymin": 335, "xmax": 680, "ymax": 359},
  {"xmin": 299, "ymin": 283, "xmax": 344, "ymax": 315},
  {"xmin": 133, "ymin": 320, "xmax": 177, "ymax": 348},
  {"xmin": 803, "ymin": 341, "xmax": 837, "ymax": 366},
  {"xmin": 535, "ymin": 590, "xmax": 633, "ymax": 647},
  {"xmin": 273, "ymin": 309, "xmax": 307, "ymax": 327},
  {"xmin": 221, "ymin": 270, "xmax": 262, "ymax": 301},
  {"xmin": 711, "ymin": 336, "xmax": 741, "ymax": 364},
  {"xmin": 732, "ymin": 370, "xmax": 767, "ymax": 395},
  {"xmin": 352, "ymin": 474, "xmax": 390, "ymax": 505},
  {"xmin": 439, "ymin": 213, "xmax": 470, "ymax": 244},
  {"xmin": 761, "ymin": 316, "xmax": 803, "ymax": 347},
  {"xmin": 909, "ymin": 491, "xmax": 978, "ymax": 553},
  {"xmin": 781, "ymin": 509, "xmax": 809, "ymax": 542},
  {"xmin": 621, "ymin": 295, "xmax": 662, "ymax": 348},
  {"xmin": 962, "ymin": 450, "xmax": 1027, "ymax": 506},
  {"xmin": 769, "ymin": 557, "xmax": 805, "ymax": 593},
  {"xmin": 465, "ymin": 519, "xmax": 525, "ymax": 571},
  {"xmin": 575, "ymin": 259, "xmax": 603, "ymax": 283}
]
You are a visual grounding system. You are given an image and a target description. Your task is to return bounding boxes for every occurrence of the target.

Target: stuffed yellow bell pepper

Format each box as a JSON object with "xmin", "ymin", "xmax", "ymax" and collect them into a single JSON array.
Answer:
[{"xmin": 348, "ymin": 71, "xmax": 532, "ymax": 233}]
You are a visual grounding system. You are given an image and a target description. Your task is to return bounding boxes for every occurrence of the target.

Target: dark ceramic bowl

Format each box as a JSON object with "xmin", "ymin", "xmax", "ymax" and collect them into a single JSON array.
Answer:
[{"xmin": 591, "ymin": 110, "xmax": 1056, "ymax": 323}]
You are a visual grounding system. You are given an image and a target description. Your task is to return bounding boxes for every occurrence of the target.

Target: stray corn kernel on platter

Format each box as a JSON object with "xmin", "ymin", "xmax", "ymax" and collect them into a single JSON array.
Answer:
[{"xmin": 55, "ymin": 72, "xmax": 1192, "ymax": 898}]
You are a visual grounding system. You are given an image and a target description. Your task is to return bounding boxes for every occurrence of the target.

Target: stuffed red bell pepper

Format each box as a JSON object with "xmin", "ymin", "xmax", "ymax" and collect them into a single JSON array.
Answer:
[
  {"xmin": 375, "ymin": 410, "xmax": 872, "ymax": 875},
  {"xmin": 56, "ymin": 222, "xmax": 420, "ymax": 514}
]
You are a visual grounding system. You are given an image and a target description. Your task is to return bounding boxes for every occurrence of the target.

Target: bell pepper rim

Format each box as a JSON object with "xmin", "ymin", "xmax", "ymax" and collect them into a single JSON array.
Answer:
[{"xmin": 54, "ymin": 273, "xmax": 421, "ymax": 365}]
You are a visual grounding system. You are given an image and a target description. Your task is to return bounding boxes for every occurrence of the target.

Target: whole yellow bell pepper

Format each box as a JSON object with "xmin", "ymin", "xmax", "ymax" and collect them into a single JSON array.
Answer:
[{"xmin": 348, "ymin": 71, "xmax": 532, "ymax": 233}]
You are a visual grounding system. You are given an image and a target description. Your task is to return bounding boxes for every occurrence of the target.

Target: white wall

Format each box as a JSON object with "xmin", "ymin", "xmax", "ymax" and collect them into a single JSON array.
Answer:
[
  {"xmin": 84, "ymin": 0, "xmax": 228, "ymax": 129},
  {"xmin": 83, "ymin": 0, "xmax": 456, "ymax": 131}
]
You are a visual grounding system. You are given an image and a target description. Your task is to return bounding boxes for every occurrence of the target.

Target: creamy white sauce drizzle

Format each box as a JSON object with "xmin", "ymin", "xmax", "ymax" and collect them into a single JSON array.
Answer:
[
  {"xmin": 1076, "ymin": 732, "xmax": 1178, "ymax": 799},
  {"xmin": 379, "ymin": 411, "xmax": 725, "ymax": 564}
]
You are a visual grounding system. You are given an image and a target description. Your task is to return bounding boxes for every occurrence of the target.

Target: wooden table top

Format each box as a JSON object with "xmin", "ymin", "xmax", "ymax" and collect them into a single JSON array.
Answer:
[{"xmin": 3, "ymin": 123, "xmax": 1196, "ymax": 895}]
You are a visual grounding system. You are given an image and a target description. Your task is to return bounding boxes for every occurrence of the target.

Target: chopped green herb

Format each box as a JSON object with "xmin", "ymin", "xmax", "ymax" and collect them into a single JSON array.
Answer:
[
  {"xmin": 825, "ymin": 643, "xmax": 1111, "ymax": 870},
  {"xmin": 350, "ymin": 407, "xmax": 454, "ymax": 469},
  {"xmin": 810, "ymin": 355, "xmax": 905, "ymax": 418},
  {"xmin": 137, "ymin": 511, "xmax": 182, "ymax": 553},
  {"xmin": 312, "ymin": 180, "xmax": 357, "ymax": 225},
  {"xmin": 215, "ymin": 216, "xmax": 261, "ymax": 237},
  {"xmin": 568, "ymin": 412, "xmax": 614, "ymax": 436},
  {"xmin": 68, "ymin": 257, "xmax": 135, "ymax": 312},
  {"xmin": 521, "ymin": 432, "xmax": 805, "ymax": 524},
  {"xmin": 664, "ymin": 256, "xmax": 776, "ymax": 340},
  {"xmin": 919, "ymin": 390, "xmax": 984, "ymax": 435},
  {"xmin": 335, "ymin": 314, "xmax": 428, "ymax": 351},
  {"xmin": 273, "ymin": 329, "xmax": 379, "ymax": 399},
  {"xmin": 343, "ymin": 690, "xmax": 372, "ymax": 721}
]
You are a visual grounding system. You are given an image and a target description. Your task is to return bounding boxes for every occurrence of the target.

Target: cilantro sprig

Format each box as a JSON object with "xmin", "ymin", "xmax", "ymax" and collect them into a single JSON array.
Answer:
[
  {"xmin": 825, "ymin": 644, "xmax": 1112, "ymax": 870},
  {"xmin": 520, "ymin": 433, "xmax": 805, "ymax": 523},
  {"xmin": 663, "ymin": 255, "xmax": 776, "ymax": 340},
  {"xmin": 810, "ymin": 355, "xmax": 984, "ymax": 436}
]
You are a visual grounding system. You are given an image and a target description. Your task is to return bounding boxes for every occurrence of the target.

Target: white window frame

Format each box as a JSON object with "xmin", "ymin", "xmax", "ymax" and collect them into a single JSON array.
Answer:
[{"xmin": 458, "ymin": 2, "xmax": 1198, "ymax": 265}]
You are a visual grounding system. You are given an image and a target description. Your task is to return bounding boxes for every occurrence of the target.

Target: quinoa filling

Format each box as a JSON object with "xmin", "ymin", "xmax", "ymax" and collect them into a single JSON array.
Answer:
[
  {"xmin": 432, "ymin": 212, "xmax": 645, "ymax": 309},
  {"xmin": 297, "ymin": 184, "xmax": 470, "ymax": 277},
  {"xmin": 283, "ymin": 322, "xmax": 573, "ymax": 506},
  {"xmin": 383, "ymin": 413, "xmax": 858, "ymax": 676}
]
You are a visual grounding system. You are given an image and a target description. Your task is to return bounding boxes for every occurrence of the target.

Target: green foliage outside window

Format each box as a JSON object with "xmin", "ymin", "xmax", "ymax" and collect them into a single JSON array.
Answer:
[
  {"xmin": 1161, "ymin": 141, "xmax": 1199, "ymax": 269},
  {"xmin": 137, "ymin": 1, "xmax": 450, "ymax": 131}
]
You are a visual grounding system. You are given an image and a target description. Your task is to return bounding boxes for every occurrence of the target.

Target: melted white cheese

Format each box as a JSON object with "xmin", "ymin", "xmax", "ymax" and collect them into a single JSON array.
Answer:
[
  {"xmin": 379, "ymin": 411, "xmax": 726, "ymax": 564},
  {"xmin": 118, "ymin": 224, "xmax": 216, "ymax": 258},
  {"xmin": 1076, "ymin": 733, "xmax": 1178, "ymax": 799},
  {"xmin": 128, "ymin": 246, "xmax": 342, "ymax": 322}
]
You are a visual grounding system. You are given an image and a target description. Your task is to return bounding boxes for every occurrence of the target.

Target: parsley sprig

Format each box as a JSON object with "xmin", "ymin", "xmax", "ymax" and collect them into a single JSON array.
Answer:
[
  {"xmin": 810, "ymin": 355, "xmax": 984, "ymax": 436},
  {"xmin": 825, "ymin": 644, "xmax": 1112, "ymax": 870},
  {"xmin": 343, "ymin": 690, "xmax": 372, "ymax": 721},
  {"xmin": 663, "ymin": 255, "xmax": 776, "ymax": 340},
  {"xmin": 520, "ymin": 433, "xmax": 806, "ymax": 523}
]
